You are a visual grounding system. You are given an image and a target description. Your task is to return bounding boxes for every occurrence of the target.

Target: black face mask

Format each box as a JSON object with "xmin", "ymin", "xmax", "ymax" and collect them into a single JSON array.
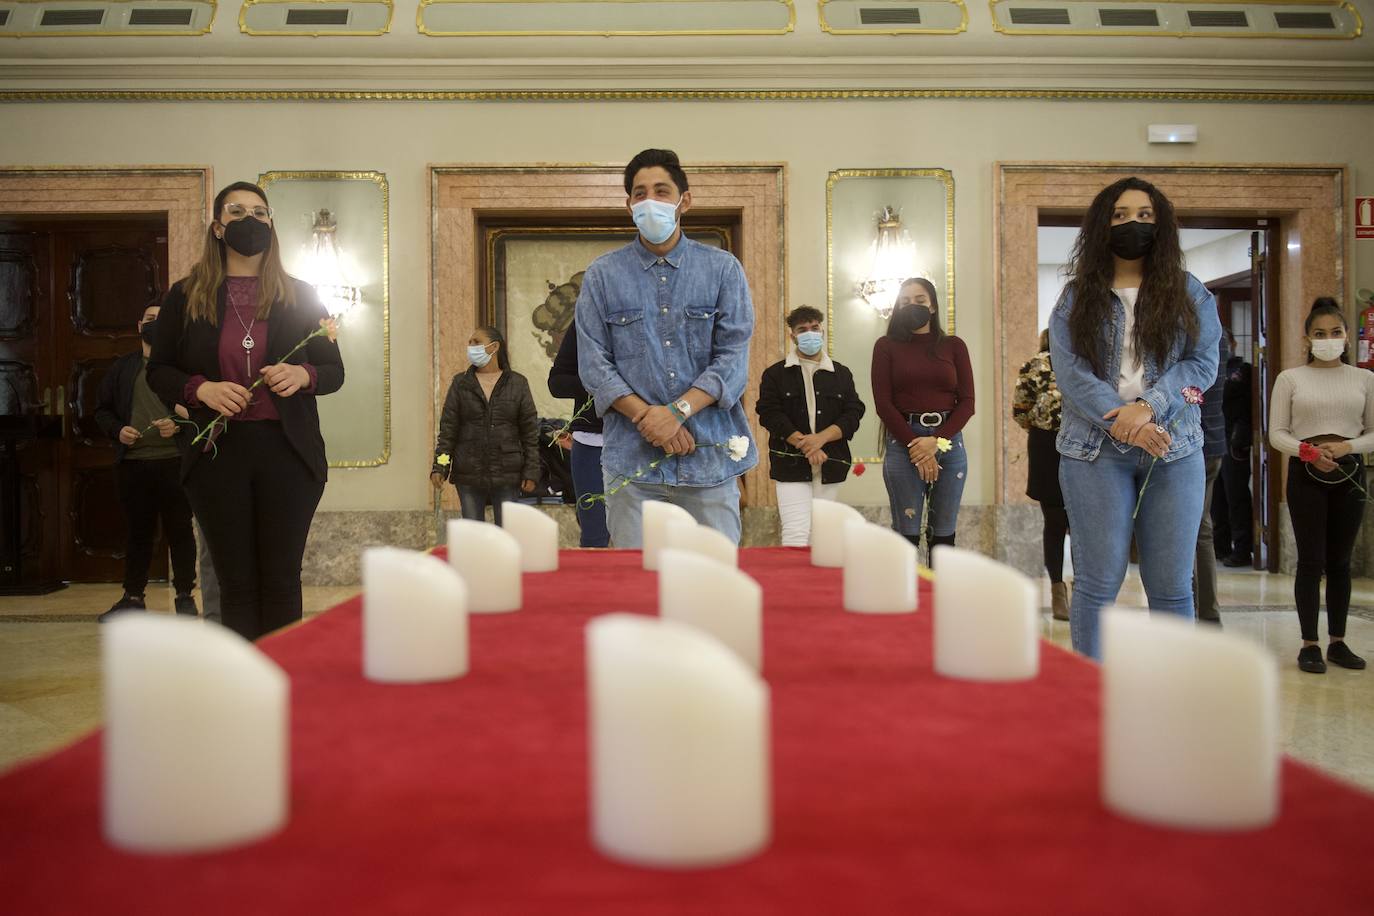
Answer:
[
  {"xmin": 222, "ymin": 217, "xmax": 273, "ymax": 257},
  {"xmin": 139, "ymin": 320, "xmax": 157, "ymax": 344},
  {"xmin": 1109, "ymin": 220, "xmax": 1156, "ymax": 261},
  {"xmin": 893, "ymin": 304, "xmax": 932, "ymax": 336}
]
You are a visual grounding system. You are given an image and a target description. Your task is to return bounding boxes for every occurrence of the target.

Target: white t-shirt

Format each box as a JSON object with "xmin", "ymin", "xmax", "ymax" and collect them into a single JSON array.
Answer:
[{"xmin": 1114, "ymin": 287, "xmax": 1145, "ymax": 402}]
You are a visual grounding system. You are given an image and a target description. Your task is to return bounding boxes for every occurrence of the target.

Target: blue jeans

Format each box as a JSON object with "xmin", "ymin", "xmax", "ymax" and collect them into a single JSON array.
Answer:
[
  {"xmin": 882, "ymin": 422, "xmax": 967, "ymax": 538},
  {"xmin": 1060, "ymin": 445, "xmax": 1205, "ymax": 659},
  {"xmin": 457, "ymin": 484, "xmax": 519, "ymax": 526},
  {"xmin": 604, "ymin": 475, "xmax": 741, "ymax": 548},
  {"xmin": 570, "ymin": 441, "xmax": 610, "ymax": 548}
]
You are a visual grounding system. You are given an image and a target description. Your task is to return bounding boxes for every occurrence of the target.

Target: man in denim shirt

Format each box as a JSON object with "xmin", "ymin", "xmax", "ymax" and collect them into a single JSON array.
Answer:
[{"xmin": 576, "ymin": 149, "xmax": 758, "ymax": 546}]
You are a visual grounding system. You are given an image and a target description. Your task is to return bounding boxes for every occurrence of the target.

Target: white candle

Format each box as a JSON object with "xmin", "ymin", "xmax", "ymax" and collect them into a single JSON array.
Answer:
[
  {"xmin": 842, "ymin": 521, "xmax": 918, "ymax": 614},
  {"xmin": 1101, "ymin": 609, "xmax": 1279, "ymax": 830},
  {"xmin": 658, "ymin": 547, "xmax": 763, "ymax": 671},
  {"xmin": 932, "ymin": 546, "xmax": 1039, "ymax": 682},
  {"xmin": 810, "ymin": 499, "xmax": 865, "ymax": 567},
  {"xmin": 642, "ymin": 501, "xmax": 696, "ymax": 570},
  {"xmin": 501, "ymin": 502, "xmax": 559, "ymax": 573},
  {"xmin": 588, "ymin": 614, "xmax": 770, "ymax": 868},
  {"xmin": 446, "ymin": 519, "xmax": 521, "ymax": 614},
  {"xmin": 363, "ymin": 546, "xmax": 469, "ymax": 683},
  {"xmin": 103, "ymin": 615, "xmax": 288, "ymax": 853},
  {"xmin": 662, "ymin": 517, "xmax": 738, "ymax": 568}
]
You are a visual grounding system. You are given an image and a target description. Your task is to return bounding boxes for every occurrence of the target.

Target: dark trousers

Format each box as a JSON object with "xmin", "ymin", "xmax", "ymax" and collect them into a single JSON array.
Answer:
[
  {"xmin": 184, "ymin": 421, "xmax": 325, "ymax": 641},
  {"xmin": 1192, "ymin": 456, "xmax": 1222, "ymax": 621},
  {"xmin": 1040, "ymin": 504, "xmax": 1069, "ymax": 584},
  {"xmin": 457, "ymin": 484, "xmax": 519, "ymax": 526},
  {"xmin": 569, "ymin": 440, "xmax": 610, "ymax": 548},
  {"xmin": 116, "ymin": 456, "xmax": 196, "ymax": 597},
  {"xmin": 1286, "ymin": 456, "xmax": 1364, "ymax": 641},
  {"xmin": 1212, "ymin": 450, "xmax": 1254, "ymax": 558}
]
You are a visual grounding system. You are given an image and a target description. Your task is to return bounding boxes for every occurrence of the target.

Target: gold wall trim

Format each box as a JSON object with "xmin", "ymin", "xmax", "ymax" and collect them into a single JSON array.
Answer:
[
  {"xmin": 416, "ymin": 0, "xmax": 794, "ymax": 37},
  {"xmin": 257, "ymin": 169, "xmax": 391, "ymax": 469},
  {"xmin": 0, "ymin": 0, "xmax": 217, "ymax": 38},
  {"xmin": 988, "ymin": 0, "xmax": 1362, "ymax": 40},
  {"xmin": 239, "ymin": 0, "xmax": 394, "ymax": 37},
  {"xmin": 826, "ymin": 168, "xmax": 955, "ymax": 464},
  {"xmin": 3, "ymin": 88, "xmax": 1373, "ymax": 103},
  {"xmin": 818, "ymin": 0, "xmax": 968, "ymax": 35}
]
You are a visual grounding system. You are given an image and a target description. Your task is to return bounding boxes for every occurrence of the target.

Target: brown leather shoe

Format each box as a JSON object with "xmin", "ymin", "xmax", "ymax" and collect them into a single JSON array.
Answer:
[{"xmin": 1051, "ymin": 581, "xmax": 1070, "ymax": 621}]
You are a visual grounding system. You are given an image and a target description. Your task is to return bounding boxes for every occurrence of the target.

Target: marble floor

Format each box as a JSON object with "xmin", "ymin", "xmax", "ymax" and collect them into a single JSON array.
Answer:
[{"xmin": 2, "ymin": 568, "xmax": 1372, "ymax": 794}]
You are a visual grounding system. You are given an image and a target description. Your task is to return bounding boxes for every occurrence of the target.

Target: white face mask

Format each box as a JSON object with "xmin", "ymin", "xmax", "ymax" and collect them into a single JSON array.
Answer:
[{"xmin": 1310, "ymin": 338, "xmax": 1346, "ymax": 362}]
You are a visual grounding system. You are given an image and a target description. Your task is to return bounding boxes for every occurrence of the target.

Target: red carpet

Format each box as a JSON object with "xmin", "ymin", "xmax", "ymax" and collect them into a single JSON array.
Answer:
[{"xmin": 3, "ymin": 548, "xmax": 1372, "ymax": 914}]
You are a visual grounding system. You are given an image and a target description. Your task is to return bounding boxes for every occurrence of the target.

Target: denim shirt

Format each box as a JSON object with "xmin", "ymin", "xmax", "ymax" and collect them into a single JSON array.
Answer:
[
  {"xmin": 575, "ymin": 236, "xmax": 758, "ymax": 487},
  {"xmin": 1049, "ymin": 273, "xmax": 1220, "ymax": 463}
]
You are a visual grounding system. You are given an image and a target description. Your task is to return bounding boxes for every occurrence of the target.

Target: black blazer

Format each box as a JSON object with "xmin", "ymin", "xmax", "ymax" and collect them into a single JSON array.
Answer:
[
  {"xmin": 93, "ymin": 351, "xmax": 150, "ymax": 463},
  {"xmin": 756, "ymin": 356, "xmax": 866, "ymax": 484},
  {"xmin": 547, "ymin": 327, "xmax": 603, "ymax": 435},
  {"xmin": 146, "ymin": 278, "xmax": 345, "ymax": 483},
  {"xmin": 432, "ymin": 368, "xmax": 541, "ymax": 489}
]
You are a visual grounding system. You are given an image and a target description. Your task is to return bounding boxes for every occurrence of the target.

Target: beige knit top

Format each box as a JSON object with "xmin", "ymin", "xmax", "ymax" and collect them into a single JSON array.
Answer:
[{"xmin": 1268, "ymin": 363, "xmax": 1374, "ymax": 457}]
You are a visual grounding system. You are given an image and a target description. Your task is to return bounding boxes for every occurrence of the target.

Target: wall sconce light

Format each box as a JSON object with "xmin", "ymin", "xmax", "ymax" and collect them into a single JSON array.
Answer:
[
  {"xmin": 856, "ymin": 205, "xmax": 919, "ymax": 319},
  {"xmin": 1147, "ymin": 124, "xmax": 1198, "ymax": 144},
  {"xmin": 300, "ymin": 208, "xmax": 361, "ymax": 319}
]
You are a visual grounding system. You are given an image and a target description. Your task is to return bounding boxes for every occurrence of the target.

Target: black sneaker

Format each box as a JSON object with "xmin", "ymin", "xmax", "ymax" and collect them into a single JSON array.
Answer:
[
  {"xmin": 174, "ymin": 594, "xmax": 199, "ymax": 616},
  {"xmin": 1222, "ymin": 553, "xmax": 1252, "ymax": 568},
  {"xmin": 98, "ymin": 594, "xmax": 146, "ymax": 623},
  {"xmin": 1298, "ymin": 645, "xmax": 1327, "ymax": 674},
  {"xmin": 1326, "ymin": 641, "xmax": 1367, "ymax": 670}
]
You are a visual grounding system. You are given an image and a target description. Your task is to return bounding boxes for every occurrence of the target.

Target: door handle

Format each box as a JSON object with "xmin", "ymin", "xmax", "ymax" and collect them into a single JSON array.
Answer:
[
  {"xmin": 54, "ymin": 385, "xmax": 65, "ymax": 418},
  {"xmin": 40, "ymin": 386, "xmax": 51, "ymax": 415}
]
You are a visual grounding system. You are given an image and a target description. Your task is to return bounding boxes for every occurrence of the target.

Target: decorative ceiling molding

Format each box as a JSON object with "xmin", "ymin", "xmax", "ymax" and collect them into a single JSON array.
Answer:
[
  {"xmin": 2, "ymin": 56, "xmax": 1372, "ymax": 93},
  {"xmin": 2, "ymin": 85, "xmax": 1372, "ymax": 102}
]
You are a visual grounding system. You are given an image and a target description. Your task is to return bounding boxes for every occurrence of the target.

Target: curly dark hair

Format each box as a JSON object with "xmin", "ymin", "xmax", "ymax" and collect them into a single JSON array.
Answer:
[
  {"xmin": 786, "ymin": 305, "xmax": 824, "ymax": 329},
  {"xmin": 623, "ymin": 149, "xmax": 689, "ymax": 196},
  {"xmin": 1064, "ymin": 177, "xmax": 1196, "ymax": 377}
]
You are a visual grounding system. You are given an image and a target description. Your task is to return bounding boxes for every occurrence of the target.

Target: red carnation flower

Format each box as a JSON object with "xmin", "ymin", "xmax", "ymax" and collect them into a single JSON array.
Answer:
[
  {"xmin": 853, "ymin": 463, "xmax": 867, "ymax": 477},
  {"xmin": 1298, "ymin": 442, "xmax": 1323, "ymax": 464}
]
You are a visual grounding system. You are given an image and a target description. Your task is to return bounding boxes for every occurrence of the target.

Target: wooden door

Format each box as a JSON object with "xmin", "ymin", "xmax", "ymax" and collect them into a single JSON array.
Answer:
[
  {"xmin": 0, "ymin": 217, "xmax": 169, "ymax": 584},
  {"xmin": 1251, "ymin": 227, "xmax": 1281, "ymax": 573}
]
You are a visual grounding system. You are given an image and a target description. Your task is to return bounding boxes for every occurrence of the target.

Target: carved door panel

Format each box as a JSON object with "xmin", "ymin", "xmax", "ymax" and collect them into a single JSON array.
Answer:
[{"xmin": 54, "ymin": 224, "xmax": 170, "ymax": 583}]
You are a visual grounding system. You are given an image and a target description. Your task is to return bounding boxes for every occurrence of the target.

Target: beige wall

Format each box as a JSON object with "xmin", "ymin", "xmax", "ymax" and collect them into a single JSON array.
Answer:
[{"xmin": 2, "ymin": 96, "xmax": 1370, "ymax": 512}]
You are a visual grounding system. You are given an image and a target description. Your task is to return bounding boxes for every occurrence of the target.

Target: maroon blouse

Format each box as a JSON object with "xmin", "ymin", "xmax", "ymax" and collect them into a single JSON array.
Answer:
[{"xmin": 870, "ymin": 333, "xmax": 975, "ymax": 443}]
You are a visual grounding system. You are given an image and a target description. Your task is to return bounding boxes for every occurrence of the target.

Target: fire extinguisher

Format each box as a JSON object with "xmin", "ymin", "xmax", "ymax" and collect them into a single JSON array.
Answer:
[{"xmin": 1359, "ymin": 288, "xmax": 1374, "ymax": 369}]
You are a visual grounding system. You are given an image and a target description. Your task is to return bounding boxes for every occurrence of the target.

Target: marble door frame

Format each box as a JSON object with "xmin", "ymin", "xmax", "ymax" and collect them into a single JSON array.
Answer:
[
  {"xmin": 993, "ymin": 162, "xmax": 1346, "ymax": 508},
  {"xmin": 429, "ymin": 164, "xmax": 786, "ymax": 509},
  {"xmin": 0, "ymin": 167, "xmax": 212, "ymax": 280}
]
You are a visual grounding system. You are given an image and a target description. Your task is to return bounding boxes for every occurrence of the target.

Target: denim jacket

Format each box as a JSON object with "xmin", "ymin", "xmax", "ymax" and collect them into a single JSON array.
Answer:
[
  {"xmin": 575, "ymin": 236, "xmax": 758, "ymax": 487},
  {"xmin": 1049, "ymin": 273, "xmax": 1220, "ymax": 463}
]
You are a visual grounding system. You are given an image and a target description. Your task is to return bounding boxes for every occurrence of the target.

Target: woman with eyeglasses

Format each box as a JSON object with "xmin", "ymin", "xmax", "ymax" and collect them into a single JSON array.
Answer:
[
  {"xmin": 147, "ymin": 181, "xmax": 344, "ymax": 641},
  {"xmin": 1049, "ymin": 176, "xmax": 1220, "ymax": 659},
  {"xmin": 871, "ymin": 277, "xmax": 974, "ymax": 562}
]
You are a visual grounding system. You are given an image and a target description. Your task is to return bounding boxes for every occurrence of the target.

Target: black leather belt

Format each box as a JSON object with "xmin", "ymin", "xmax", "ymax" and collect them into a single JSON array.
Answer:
[{"xmin": 907, "ymin": 411, "xmax": 948, "ymax": 427}]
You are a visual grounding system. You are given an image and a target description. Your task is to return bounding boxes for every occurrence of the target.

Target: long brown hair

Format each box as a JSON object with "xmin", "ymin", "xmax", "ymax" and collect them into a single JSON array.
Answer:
[
  {"xmin": 1064, "ymin": 177, "xmax": 1195, "ymax": 376},
  {"xmin": 182, "ymin": 181, "xmax": 296, "ymax": 324}
]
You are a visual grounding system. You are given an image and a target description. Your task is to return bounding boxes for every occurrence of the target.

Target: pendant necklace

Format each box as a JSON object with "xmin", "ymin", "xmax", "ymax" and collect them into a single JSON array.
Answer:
[{"xmin": 227, "ymin": 284, "xmax": 257, "ymax": 394}]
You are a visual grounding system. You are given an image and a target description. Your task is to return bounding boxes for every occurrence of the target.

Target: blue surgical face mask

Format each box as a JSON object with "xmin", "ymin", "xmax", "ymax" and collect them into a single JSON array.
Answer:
[
  {"xmin": 631, "ymin": 198, "xmax": 681, "ymax": 245},
  {"xmin": 468, "ymin": 343, "xmax": 494, "ymax": 368},
  {"xmin": 796, "ymin": 330, "xmax": 824, "ymax": 356}
]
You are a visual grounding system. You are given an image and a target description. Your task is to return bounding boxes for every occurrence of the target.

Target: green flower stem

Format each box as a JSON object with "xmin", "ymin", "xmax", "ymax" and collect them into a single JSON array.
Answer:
[
  {"xmin": 189, "ymin": 326, "xmax": 328, "ymax": 447},
  {"xmin": 548, "ymin": 398, "xmax": 595, "ymax": 447},
  {"xmin": 768, "ymin": 447, "xmax": 862, "ymax": 468}
]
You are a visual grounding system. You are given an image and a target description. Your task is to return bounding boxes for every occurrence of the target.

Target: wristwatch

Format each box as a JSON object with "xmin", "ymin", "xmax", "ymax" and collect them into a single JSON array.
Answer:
[{"xmin": 673, "ymin": 398, "xmax": 692, "ymax": 420}]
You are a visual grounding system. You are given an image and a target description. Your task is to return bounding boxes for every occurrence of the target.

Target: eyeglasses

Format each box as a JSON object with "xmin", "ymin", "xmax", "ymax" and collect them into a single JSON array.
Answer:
[{"xmin": 223, "ymin": 203, "xmax": 273, "ymax": 221}]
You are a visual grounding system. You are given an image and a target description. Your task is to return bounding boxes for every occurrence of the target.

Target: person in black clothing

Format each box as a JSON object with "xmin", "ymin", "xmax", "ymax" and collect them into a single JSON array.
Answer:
[
  {"xmin": 1214, "ymin": 328, "xmax": 1254, "ymax": 567},
  {"xmin": 1012, "ymin": 330, "xmax": 1070, "ymax": 620},
  {"xmin": 431, "ymin": 325, "xmax": 540, "ymax": 527},
  {"xmin": 147, "ymin": 181, "xmax": 345, "ymax": 641},
  {"xmin": 95, "ymin": 302, "xmax": 197, "ymax": 622},
  {"xmin": 548, "ymin": 325, "xmax": 609, "ymax": 546},
  {"xmin": 756, "ymin": 306, "xmax": 866, "ymax": 546}
]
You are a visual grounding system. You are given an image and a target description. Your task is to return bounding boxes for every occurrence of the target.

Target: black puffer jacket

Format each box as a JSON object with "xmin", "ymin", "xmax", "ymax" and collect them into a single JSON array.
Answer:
[{"xmin": 433, "ymin": 368, "xmax": 540, "ymax": 489}]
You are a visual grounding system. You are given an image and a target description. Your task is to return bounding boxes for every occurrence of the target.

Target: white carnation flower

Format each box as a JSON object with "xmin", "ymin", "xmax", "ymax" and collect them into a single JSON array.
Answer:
[{"xmin": 727, "ymin": 435, "xmax": 750, "ymax": 462}]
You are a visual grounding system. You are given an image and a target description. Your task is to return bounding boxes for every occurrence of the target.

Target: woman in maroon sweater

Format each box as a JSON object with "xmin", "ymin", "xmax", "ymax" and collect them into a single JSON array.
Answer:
[{"xmin": 872, "ymin": 278, "xmax": 975, "ymax": 559}]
